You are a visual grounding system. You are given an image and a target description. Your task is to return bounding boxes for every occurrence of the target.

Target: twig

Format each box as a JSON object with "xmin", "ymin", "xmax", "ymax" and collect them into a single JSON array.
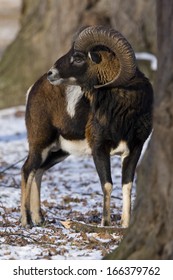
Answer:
[
  {"xmin": 60, "ymin": 220, "xmax": 126, "ymax": 235},
  {"xmin": 79, "ymin": 191, "xmax": 121, "ymax": 200},
  {"xmin": 0, "ymin": 156, "xmax": 27, "ymax": 175},
  {"xmin": 0, "ymin": 230, "xmax": 62, "ymax": 246},
  {"xmin": 0, "ymin": 231, "xmax": 38, "ymax": 243}
]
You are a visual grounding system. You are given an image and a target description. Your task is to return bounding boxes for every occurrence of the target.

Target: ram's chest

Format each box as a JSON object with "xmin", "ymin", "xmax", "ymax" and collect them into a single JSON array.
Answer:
[{"xmin": 65, "ymin": 85, "xmax": 83, "ymax": 118}]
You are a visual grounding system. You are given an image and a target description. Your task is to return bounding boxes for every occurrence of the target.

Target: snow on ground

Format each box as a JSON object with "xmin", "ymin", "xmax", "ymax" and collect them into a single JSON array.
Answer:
[{"xmin": 0, "ymin": 106, "xmax": 137, "ymax": 260}]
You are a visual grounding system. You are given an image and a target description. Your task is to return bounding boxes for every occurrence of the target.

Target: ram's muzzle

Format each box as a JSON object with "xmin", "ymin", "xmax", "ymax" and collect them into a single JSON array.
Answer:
[{"xmin": 47, "ymin": 67, "xmax": 62, "ymax": 85}]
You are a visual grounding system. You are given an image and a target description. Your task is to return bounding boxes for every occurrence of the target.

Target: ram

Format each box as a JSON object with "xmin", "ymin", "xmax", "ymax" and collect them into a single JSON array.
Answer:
[
  {"xmin": 21, "ymin": 25, "xmax": 153, "ymax": 228},
  {"xmin": 47, "ymin": 26, "xmax": 154, "ymax": 227}
]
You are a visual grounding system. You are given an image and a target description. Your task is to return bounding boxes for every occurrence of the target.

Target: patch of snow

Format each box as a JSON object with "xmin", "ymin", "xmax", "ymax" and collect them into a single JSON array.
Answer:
[
  {"xmin": 0, "ymin": 244, "xmax": 43, "ymax": 260},
  {"xmin": 135, "ymin": 52, "xmax": 157, "ymax": 71}
]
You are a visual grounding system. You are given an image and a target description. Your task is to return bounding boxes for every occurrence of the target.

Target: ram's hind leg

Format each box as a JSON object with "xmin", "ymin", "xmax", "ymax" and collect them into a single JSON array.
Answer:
[
  {"xmin": 30, "ymin": 169, "xmax": 44, "ymax": 225},
  {"xmin": 21, "ymin": 153, "xmax": 43, "ymax": 227},
  {"xmin": 31, "ymin": 150, "xmax": 68, "ymax": 224},
  {"xmin": 21, "ymin": 168, "xmax": 31, "ymax": 227},
  {"xmin": 21, "ymin": 148, "xmax": 68, "ymax": 227}
]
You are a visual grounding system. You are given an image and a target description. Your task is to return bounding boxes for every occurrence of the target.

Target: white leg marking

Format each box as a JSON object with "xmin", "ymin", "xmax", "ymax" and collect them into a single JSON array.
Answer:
[
  {"xmin": 21, "ymin": 171, "xmax": 28, "ymax": 227},
  {"xmin": 21, "ymin": 171, "xmax": 35, "ymax": 226},
  {"xmin": 25, "ymin": 171, "xmax": 35, "ymax": 206},
  {"xmin": 30, "ymin": 169, "xmax": 44, "ymax": 225},
  {"xmin": 101, "ymin": 182, "xmax": 113, "ymax": 226},
  {"xmin": 121, "ymin": 182, "xmax": 132, "ymax": 228}
]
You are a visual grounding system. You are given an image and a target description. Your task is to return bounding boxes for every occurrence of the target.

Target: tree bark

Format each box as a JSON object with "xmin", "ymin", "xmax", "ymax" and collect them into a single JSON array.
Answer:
[
  {"xmin": 0, "ymin": 0, "xmax": 156, "ymax": 109},
  {"xmin": 0, "ymin": 0, "xmax": 87, "ymax": 108},
  {"xmin": 105, "ymin": 0, "xmax": 173, "ymax": 260}
]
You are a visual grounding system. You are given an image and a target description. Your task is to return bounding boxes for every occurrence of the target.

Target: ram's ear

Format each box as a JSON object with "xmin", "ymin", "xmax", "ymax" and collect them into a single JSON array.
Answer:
[{"xmin": 88, "ymin": 52, "xmax": 102, "ymax": 64}]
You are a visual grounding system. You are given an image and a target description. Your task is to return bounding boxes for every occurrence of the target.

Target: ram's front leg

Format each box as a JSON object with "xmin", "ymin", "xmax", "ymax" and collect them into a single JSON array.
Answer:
[
  {"xmin": 92, "ymin": 146, "xmax": 113, "ymax": 226},
  {"xmin": 121, "ymin": 144, "xmax": 143, "ymax": 228}
]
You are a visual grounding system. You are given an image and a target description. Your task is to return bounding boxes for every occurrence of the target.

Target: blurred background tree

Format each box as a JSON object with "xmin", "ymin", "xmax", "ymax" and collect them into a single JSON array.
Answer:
[{"xmin": 0, "ymin": 0, "xmax": 156, "ymax": 108}]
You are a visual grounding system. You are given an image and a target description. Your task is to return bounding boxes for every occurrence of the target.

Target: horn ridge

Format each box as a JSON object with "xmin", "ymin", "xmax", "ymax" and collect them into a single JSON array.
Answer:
[{"xmin": 74, "ymin": 25, "xmax": 136, "ymax": 87}]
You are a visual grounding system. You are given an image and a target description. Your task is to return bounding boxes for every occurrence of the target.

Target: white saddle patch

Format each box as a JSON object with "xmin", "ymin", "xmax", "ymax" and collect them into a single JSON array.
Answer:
[
  {"xmin": 59, "ymin": 137, "xmax": 129, "ymax": 158},
  {"xmin": 59, "ymin": 136, "xmax": 91, "ymax": 156}
]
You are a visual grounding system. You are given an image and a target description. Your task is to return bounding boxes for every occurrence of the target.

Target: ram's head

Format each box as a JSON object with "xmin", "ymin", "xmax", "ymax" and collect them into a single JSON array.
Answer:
[{"xmin": 47, "ymin": 26, "xmax": 137, "ymax": 89}]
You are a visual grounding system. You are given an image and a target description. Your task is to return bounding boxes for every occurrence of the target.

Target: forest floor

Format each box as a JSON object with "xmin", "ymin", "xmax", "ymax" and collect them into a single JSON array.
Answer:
[{"xmin": 0, "ymin": 106, "xmax": 137, "ymax": 260}]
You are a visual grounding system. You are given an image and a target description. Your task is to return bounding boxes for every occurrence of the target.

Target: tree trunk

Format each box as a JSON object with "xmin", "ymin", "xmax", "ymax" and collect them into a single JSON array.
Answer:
[
  {"xmin": 105, "ymin": 0, "xmax": 173, "ymax": 260},
  {"xmin": 0, "ymin": 0, "xmax": 156, "ymax": 109}
]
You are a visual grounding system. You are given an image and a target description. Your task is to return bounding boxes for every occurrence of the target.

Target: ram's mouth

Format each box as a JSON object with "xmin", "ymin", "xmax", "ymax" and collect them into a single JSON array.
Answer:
[
  {"xmin": 48, "ymin": 77, "xmax": 64, "ymax": 86},
  {"xmin": 47, "ymin": 67, "xmax": 61, "ymax": 85}
]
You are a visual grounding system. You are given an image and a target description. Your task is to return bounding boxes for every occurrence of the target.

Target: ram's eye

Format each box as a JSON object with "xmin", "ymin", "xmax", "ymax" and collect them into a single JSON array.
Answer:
[
  {"xmin": 74, "ymin": 57, "xmax": 83, "ymax": 63},
  {"xmin": 71, "ymin": 52, "xmax": 86, "ymax": 65}
]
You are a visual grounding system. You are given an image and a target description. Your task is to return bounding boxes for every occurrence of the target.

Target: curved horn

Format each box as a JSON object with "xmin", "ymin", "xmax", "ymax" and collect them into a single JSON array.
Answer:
[{"xmin": 74, "ymin": 26, "xmax": 136, "ymax": 88}]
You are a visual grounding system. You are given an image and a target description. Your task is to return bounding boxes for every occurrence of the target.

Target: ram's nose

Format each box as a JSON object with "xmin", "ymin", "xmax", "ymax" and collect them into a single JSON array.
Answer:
[
  {"xmin": 47, "ymin": 70, "xmax": 53, "ymax": 77},
  {"xmin": 47, "ymin": 67, "xmax": 60, "ymax": 82}
]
